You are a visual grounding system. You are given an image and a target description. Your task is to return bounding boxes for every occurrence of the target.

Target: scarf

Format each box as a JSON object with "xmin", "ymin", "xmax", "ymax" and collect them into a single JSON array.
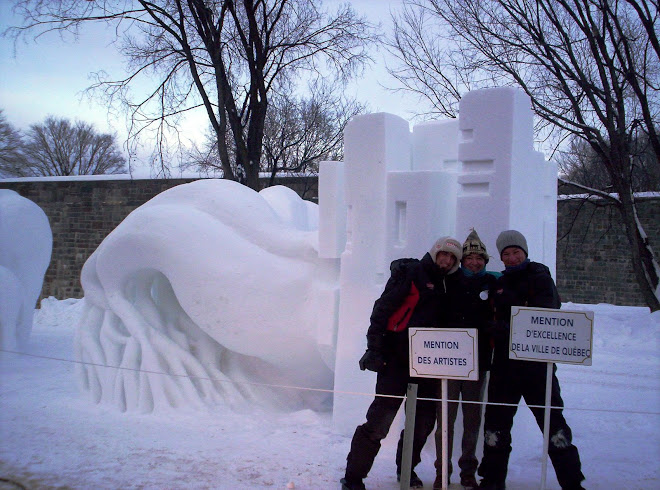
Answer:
[{"xmin": 504, "ymin": 258, "xmax": 530, "ymax": 273}]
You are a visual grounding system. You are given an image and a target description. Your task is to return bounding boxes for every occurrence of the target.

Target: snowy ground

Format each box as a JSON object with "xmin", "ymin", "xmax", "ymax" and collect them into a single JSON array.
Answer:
[{"xmin": 1, "ymin": 298, "xmax": 658, "ymax": 489}]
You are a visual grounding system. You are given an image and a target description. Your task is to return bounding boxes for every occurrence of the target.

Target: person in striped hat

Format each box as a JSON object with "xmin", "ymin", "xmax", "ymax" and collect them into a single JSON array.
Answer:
[{"xmin": 433, "ymin": 229, "xmax": 499, "ymax": 490}]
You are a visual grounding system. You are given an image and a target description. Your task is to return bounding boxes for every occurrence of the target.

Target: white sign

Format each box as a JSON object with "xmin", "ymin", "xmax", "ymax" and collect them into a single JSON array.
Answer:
[
  {"xmin": 510, "ymin": 306, "xmax": 594, "ymax": 365},
  {"xmin": 409, "ymin": 328, "xmax": 479, "ymax": 380}
]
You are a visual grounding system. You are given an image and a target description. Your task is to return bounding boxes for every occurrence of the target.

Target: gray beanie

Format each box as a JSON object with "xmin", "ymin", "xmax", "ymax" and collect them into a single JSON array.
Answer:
[
  {"xmin": 430, "ymin": 236, "xmax": 463, "ymax": 274},
  {"xmin": 496, "ymin": 230, "xmax": 528, "ymax": 257}
]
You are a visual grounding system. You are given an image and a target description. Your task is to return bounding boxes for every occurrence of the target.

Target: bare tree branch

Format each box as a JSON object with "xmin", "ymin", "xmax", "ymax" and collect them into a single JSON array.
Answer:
[
  {"xmin": 11, "ymin": 116, "xmax": 127, "ymax": 176},
  {"xmin": 388, "ymin": 0, "xmax": 660, "ymax": 310},
  {"xmin": 6, "ymin": 0, "xmax": 378, "ymax": 188}
]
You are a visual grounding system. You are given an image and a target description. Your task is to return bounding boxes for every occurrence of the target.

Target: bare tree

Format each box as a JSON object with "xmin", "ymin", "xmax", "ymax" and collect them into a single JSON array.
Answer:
[
  {"xmin": 557, "ymin": 138, "xmax": 611, "ymax": 191},
  {"xmin": 19, "ymin": 116, "xmax": 126, "ymax": 176},
  {"xmin": 183, "ymin": 81, "xmax": 364, "ymax": 197},
  {"xmin": 7, "ymin": 0, "xmax": 377, "ymax": 189},
  {"xmin": 559, "ymin": 134, "xmax": 659, "ymax": 192},
  {"xmin": 261, "ymin": 81, "xmax": 365, "ymax": 186},
  {"xmin": 0, "ymin": 109, "xmax": 27, "ymax": 177},
  {"xmin": 388, "ymin": 0, "xmax": 660, "ymax": 310}
]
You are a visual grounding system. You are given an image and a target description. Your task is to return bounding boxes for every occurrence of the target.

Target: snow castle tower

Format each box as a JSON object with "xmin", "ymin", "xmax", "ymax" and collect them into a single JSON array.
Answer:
[{"xmin": 319, "ymin": 87, "xmax": 557, "ymax": 434}]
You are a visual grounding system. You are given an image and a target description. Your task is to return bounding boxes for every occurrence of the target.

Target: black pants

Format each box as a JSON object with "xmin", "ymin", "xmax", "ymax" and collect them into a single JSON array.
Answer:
[
  {"xmin": 344, "ymin": 360, "xmax": 437, "ymax": 482},
  {"xmin": 478, "ymin": 360, "xmax": 584, "ymax": 488}
]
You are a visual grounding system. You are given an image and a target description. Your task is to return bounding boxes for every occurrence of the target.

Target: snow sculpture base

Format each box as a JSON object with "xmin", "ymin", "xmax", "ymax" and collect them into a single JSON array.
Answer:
[{"xmin": 75, "ymin": 180, "xmax": 334, "ymax": 413}]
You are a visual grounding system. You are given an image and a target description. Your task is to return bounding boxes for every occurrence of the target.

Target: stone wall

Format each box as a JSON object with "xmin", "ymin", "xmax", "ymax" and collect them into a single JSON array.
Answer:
[
  {"xmin": 1, "ymin": 177, "xmax": 657, "ymax": 306},
  {"xmin": 1, "ymin": 178, "xmax": 199, "ymax": 299},
  {"xmin": 0, "ymin": 175, "xmax": 317, "ymax": 300},
  {"xmin": 556, "ymin": 194, "xmax": 659, "ymax": 307}
]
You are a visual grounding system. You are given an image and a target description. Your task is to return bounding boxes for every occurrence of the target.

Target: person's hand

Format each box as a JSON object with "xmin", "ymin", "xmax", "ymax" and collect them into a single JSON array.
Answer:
[{"xmin": 359, "ymin": 349, "xmax": 387, "ymax": 372}]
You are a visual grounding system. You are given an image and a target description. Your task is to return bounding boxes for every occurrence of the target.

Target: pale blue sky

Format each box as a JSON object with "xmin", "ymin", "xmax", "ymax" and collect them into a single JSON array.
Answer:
[{"xmin": 0, "ymin": 0, "xmax": 420, "ymax": 161}]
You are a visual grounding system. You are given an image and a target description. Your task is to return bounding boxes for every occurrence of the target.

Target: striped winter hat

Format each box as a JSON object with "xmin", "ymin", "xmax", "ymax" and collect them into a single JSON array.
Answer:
[{"xmin": 462, "ymin": 228, "xmax": 489, "ymax": 264}]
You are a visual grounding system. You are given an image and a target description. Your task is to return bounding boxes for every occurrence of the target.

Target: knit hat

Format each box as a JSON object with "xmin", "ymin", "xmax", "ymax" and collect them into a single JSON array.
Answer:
[
  {"xmin": 430, "ymin": 236, "xmax": 462, "ymax": 274},
  {"xmin": 462, "ymin": 228, "xmax": 489, "ymax": 264},
  {"xmin": 496, "ymin": 230, "xmax": 528, "ymax": 257}
]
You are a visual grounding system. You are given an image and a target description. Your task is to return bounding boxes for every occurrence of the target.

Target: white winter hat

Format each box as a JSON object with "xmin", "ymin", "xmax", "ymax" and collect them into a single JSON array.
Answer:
[{"xmin": 430, "ymin": 236, "xmax": 462, "ymax": 274}]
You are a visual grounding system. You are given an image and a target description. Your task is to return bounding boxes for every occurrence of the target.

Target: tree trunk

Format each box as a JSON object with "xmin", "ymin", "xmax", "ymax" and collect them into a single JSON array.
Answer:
[
  {"xmin": 245, "ymin": 161, "xmax": 261, "ymax": 191},
  {"xmin": 617, "ymin": 193, "xmax": 660, "ymax": 311}
]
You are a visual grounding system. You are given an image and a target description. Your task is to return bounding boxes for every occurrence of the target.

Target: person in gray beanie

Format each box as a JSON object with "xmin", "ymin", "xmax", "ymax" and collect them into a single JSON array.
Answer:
[
  {"xmin": 341, "ymin": 236, "xmax": 463, "ymax": 490},
  {"xmin": 477, "ymin": 230, "xmax": 585, "ymax": 490}
]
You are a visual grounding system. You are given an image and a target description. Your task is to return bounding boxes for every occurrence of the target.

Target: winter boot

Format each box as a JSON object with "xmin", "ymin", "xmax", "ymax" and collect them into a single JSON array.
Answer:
[
  {"xmin": 397, "ymin": 470, "xmax": 424, "ymax": 488},
  {"xmin": 460, "ymin": 474, "xmax": 479, "ymax": 489},
  {"xmin": 340, "ymin": 477, "xmax": 366, "ymax": 490},
  {"xmin": 478, "ymin": 479, "xmax": 506, "ymax": 489}
]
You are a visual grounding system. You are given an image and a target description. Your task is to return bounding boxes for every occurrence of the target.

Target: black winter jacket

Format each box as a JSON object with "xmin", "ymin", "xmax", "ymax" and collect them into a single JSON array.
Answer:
[
  {"xmin": 490, "ymin": 260, "xmax": 561, "ymax": 363},
  {"xmin": 454, "ymin": 270, "xmax": 498, "ymax": 371},
  {"xmin": 366, "ymin": 252, "xmax": 462, "ymax": 365}
]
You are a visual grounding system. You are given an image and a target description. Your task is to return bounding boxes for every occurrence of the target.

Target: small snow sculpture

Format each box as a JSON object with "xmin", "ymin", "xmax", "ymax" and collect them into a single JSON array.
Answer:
[
  {"xmin": 75, "ymin": 180, "xmax": 334, "ymax": 412},
  {"xmin": 0, "ymin": 190, "xmax": 52, "ymax": 350}
]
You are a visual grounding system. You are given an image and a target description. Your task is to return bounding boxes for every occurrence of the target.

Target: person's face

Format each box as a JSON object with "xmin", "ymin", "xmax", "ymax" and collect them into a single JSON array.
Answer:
[
  {"xmin": 435, "ymin": 251, "xmax": 457, "ymax": 272},
  {"xmin": 463, "ymin": 253, "xmax": 486, "ymax": 273},
  {"xmin": 501, "ymin": 247, "xmax": 526, "ymax": 267}
]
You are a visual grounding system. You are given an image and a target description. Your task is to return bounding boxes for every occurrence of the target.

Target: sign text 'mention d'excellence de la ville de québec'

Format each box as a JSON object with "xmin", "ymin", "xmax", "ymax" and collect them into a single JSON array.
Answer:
[{"xmin": 510, "ymin": 306, "xmax": 594, "ymax": 366}]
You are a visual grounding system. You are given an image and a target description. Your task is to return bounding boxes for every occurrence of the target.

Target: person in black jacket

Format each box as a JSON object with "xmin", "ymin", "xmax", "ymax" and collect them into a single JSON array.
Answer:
[
  {"xmin": 477, "ymin": 230, "xmax": 585, "ymax": 490},
  {"xmin": 433, "ymin": 229, "xmax": 499, "ymax": 490},
  {"xmin": 341, "ymin": 237, "xmax": 464, "ymax": 490}
]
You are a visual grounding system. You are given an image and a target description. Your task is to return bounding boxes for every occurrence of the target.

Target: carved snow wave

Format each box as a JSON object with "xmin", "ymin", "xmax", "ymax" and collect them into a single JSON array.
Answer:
[{"xmin": 75, "ymin": 180, "xmax": 334, "ymax": 413}]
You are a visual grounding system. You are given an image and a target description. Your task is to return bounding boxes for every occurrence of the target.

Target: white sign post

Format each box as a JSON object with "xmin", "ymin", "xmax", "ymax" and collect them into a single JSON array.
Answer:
[
  {"xmin": 509, "ymin": 306, "xmax": 594, "ymax": 489},
  {"xmin": 403, "ymin": 328, "xmax": 478, "ymax": 490}
]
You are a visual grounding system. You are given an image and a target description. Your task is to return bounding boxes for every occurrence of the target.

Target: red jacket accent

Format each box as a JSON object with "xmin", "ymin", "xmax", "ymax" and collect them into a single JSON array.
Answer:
[{"xmin": 386, "ymin": 282, "xmax": 420, "ymax": 332}]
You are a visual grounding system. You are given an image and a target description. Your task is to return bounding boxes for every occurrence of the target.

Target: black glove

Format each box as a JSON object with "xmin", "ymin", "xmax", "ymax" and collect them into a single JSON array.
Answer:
[{"xmin": 359, "ymin": 349, "xmax": 387, "ymax": 372}]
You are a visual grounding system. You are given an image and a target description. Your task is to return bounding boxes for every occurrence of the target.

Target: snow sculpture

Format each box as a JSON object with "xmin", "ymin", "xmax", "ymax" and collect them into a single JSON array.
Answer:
[
  {"xmin": 326, "ymin": 87, "xmax": 557, "ymax": 433},
  {"xmin": 76, "ymin": 180, "xmax": 334, "ymax": 412},
  {"xmin": 76, "ymin": 87, "xmax": 557, "ymax": 420},
  {"xmin": 0, "ymin": 189, "xmax": 52, "ymax": 350}
]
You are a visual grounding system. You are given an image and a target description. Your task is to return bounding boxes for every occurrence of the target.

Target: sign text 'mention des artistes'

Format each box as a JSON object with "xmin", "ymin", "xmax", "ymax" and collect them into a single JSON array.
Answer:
[{"xmin": 408, "ymin": 328, "xmax": 478, "ymax": 380}]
